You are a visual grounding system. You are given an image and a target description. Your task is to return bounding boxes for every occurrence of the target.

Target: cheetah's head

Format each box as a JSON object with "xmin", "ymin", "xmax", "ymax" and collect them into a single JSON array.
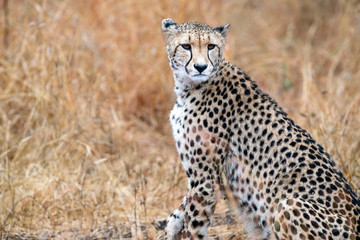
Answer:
[{"xmin": 162, "ymin": 19, "xmax": 230, "ymax": 87}]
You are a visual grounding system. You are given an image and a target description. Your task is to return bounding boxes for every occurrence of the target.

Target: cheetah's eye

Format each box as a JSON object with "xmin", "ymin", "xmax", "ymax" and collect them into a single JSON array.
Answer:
[
  {"xmin": 181, "ymin": 44, "xmax": 191, "ymax": 50},
  {"xmin": 208, "ymin": 44, "xmax": 216, "ymax": 50}
]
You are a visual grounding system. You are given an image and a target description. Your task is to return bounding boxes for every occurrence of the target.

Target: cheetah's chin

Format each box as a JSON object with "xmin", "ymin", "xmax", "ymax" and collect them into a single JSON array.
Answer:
[{"xmin": 190, "ymin": 74, "xmax": 210, "ymax": 82}]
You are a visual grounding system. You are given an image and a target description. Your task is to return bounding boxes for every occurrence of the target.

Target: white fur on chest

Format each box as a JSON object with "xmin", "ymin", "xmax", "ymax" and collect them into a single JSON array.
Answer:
[
  {"xmin": 170, "ymin": 102, "xmax": 184, "ymax": 142},
  {"xmin": 170, "ymin": 102, "xmax": 195, "ymax": 191}
]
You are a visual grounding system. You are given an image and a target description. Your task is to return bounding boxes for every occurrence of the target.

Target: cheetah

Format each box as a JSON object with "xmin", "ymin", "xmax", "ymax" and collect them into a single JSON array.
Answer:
[{"xmin": 161, "ymin": 18, "xmax": 360, "ymax": 240}]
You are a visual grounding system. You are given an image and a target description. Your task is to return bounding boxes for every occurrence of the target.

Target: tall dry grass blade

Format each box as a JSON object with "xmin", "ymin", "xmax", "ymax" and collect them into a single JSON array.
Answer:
[{"xmin": 2, "ymin": 0, "xmax": 9, "ymax": 49}]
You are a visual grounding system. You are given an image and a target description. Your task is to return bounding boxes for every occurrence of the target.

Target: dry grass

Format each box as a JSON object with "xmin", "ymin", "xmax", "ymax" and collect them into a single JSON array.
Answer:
[{"xmin": 0, "ymin": 0, "xmax": 359, "ymax": 239}]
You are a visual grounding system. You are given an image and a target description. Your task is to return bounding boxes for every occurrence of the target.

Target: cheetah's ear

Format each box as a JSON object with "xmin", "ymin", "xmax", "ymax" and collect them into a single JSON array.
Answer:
[
  {"xmin": 214, "ymin": 24, "xmax": 230, "ymax": 38},
  {"xmin": 162, "ymin": 18, "xmax": 178, "ymax": 34}
]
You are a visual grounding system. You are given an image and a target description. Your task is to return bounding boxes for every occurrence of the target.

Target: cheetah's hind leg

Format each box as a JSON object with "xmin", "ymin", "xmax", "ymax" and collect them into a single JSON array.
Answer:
[
  {"xmin": 273, "ymin": 198, "xmax": 356, "ymax": 240},
  {"xmin": 164, "ymin": 197, "xmax": 186, "ymax": 240}
]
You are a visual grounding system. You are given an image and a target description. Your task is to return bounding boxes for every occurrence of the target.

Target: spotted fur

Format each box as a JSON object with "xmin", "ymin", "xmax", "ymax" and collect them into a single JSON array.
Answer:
[{"xmin": 161, "ymin": 18, "xmax": 360, "ymax": 240}]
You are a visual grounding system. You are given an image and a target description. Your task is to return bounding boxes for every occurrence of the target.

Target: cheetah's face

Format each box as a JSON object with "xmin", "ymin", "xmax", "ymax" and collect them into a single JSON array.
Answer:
[{"xmin": 162, "ymin": 19, "xmax": 230, "ymax": 85}]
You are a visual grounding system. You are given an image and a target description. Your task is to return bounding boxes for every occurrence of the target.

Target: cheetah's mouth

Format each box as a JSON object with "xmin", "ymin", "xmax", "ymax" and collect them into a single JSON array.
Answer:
[
  {"xmin": 191, "ymin": 73, "xmax": 212, "ymax": 83},
  {"xmin": 191, "ymin": 74, "xmax": 209, "ymax": 82},
  {"xmin": 193, "ymin": 73, "xmax": 209, "ymax": 78}
]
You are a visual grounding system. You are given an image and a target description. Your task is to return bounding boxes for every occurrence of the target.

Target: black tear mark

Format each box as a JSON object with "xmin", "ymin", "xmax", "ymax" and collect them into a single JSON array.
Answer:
[
  {"xmin": 173, "ymin": 45, "xmax": 180, "ymax": 58},
  {"xmin": 207, "ymin": 48, "xmax": 215, "ymax": 69},
  {"xmin": 185, "ymin": 48, "xmax": 193, "ymax": 74}
]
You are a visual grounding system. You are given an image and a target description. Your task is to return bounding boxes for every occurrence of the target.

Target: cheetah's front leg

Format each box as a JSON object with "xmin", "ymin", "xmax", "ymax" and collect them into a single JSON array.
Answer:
[
  {"xmin": 165, "ymin": 162, "xmax": 219, "ymax": 239},
  {"xmin": 165, "ymin": 182, "xmax": 217, "ymax": 239},
  {"xmin": 181, "ymin": 186, "xmax": 217, "ymax": 239},
  {"xmin": 165, "ymin": 197, "xmax": 186, "ymax": 240}
]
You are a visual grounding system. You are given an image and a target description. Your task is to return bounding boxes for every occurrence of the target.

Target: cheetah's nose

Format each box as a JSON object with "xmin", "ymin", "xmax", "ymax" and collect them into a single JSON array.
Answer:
[{"xmin": 194, "ymin": 64, "xmax": 208, "ymax": 74}]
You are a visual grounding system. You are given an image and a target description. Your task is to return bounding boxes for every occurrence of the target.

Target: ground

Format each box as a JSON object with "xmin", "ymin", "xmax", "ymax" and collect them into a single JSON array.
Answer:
[{"xmin": 0, "ymin": 0, "xmax": 359, "ymax": 239}]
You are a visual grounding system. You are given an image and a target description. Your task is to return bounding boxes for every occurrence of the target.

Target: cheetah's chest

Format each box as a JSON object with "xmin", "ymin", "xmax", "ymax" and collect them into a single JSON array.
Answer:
[
  {"xmin": 170, "ymin": 103, "xmax": 185, "ymax": 145},
  {"xmin": 170, "ymin": 102, "xmax": 199, "ymax": 179}
]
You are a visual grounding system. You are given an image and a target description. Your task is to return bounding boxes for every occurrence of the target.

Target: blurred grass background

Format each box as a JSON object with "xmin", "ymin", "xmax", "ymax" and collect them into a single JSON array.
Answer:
[{"xmin": 0, "ymin": 0, "xmax": 359, "ymax": 239}]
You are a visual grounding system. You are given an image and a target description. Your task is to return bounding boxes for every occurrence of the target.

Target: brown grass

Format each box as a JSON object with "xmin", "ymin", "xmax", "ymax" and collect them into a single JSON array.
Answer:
[{"xmin": 0, "ymin": 0, "xmax": 359, "ymax": 239}]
